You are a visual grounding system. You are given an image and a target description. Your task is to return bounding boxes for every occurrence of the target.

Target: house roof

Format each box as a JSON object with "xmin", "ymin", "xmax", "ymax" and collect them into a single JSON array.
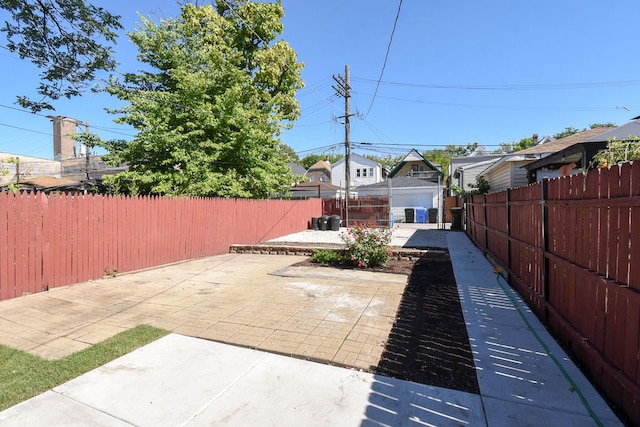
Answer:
[
  {"xmin": 480, "ymin": 155, "xmax": 534, "ymax": 176},
  {"xmin": 357, "ymin": 176, "xmax": 440, "ymax": 190},
  {"xmin": 291, "ymin": 181, "xmax": 341, "ymax": 191},
  {"xmin": 516, "ymin": 128, "xmax": 611, "ymax": 155},
  {"xmin": 453, "ymin": 158, "xmax": 499, "ymax": 177},
  {"xmin": 387, "ymin": 149, "xmax": 443, "ymax": 179},
  {"xmin": 582, "ymin": 119, "xmax": 640, "ymax": 142},
  {"xmin": 307, "ymin": 160, "xmax": 331, "ymax": 172},
  {"xmin": 332, "ymin": 153, "xmax": 380, "ymax": 168},
  {"xmin": 289, "ymin": 162, "xmax": 307, "ymax": 176},
  {"xmin": 20, "ymin": 176, "xmax": 78, "ymax": 188}
]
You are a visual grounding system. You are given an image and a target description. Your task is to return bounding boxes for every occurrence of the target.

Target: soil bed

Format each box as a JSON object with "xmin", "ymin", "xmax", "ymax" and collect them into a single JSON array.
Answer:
[{"xmin": 296, "ymin": 255, "xmax": 480, "ymax": 395}]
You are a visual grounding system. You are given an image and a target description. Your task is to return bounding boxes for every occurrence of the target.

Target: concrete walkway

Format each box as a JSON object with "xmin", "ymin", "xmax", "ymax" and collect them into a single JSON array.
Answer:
[{"xmin": 0, "ymin": 226, "xmax": 623, "ymax": 426}]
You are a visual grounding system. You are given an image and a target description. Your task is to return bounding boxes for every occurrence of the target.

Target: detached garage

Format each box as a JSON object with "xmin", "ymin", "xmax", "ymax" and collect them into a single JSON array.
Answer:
[{"xmin": 357, "ymin": 176, "xmax": 442, "ymax": 223}]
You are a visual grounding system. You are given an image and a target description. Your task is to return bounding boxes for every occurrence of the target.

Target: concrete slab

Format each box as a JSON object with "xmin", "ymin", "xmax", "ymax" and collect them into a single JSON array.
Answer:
[
  {"xmin": 267, "ymin": 223, "xmax": 449, "ymax": 249},
  {"xmin": 0, "ymin": 334, "xmax": 487, "ymax": 426},
  {"xmin": 447, "ymin": 232, "xmax": 622, "ymax": 426}
]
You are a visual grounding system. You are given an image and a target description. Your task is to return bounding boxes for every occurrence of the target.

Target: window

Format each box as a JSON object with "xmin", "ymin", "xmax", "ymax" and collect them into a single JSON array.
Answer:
[
  {"xmin": 309, "ymin": 176, "xmax": 315, "ymax": 182},
  {"xmin": 320, "ymin": 176, "xmax": 326, "ymax": 182},
  {"xmin": 362, "ymin": 168, "xmax": 367, "ymax": 177},
  {"xmin": 356, "ymin": 169, "xmax": 361, "ymax": 177},
  {"xmin": 369, "ymin": 168, "xmax": 374, "ymax": 177}
]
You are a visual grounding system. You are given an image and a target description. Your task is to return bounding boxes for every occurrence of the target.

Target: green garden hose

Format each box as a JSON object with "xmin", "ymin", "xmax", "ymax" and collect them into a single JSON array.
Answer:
[{"xmin": 492, "ymin": 268, "xmax": 604, "ymax": 427}]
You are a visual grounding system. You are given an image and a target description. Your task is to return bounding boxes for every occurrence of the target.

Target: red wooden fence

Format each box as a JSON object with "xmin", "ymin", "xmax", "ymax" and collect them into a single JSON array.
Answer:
[
  {"xmin": 0, "ymin": 192, "xmax": 321, "ymax": 301},
  {"xmin": 465, "ymin": 161, "xmax": 640, "ymax": 426}
]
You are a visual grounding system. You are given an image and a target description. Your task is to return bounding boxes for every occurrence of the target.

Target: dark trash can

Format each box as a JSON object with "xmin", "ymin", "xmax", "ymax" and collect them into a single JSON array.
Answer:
[
  {"xmin": 318, "ymin": 215, "xmax": 330, "ymax": 231},
  {"xmin": 310, "ymin": 216, "xmax": 320, "ymax": 230},
  {"xmin": 450, "ymin": 207, "xmax": 463, "ymax": 230},
  {"xmin": 404, "ymin": 208, "xmax": 415, "ymax": 223},
  {"xmin": 428, "ymin": 208, "xmax": 438, "ymax": 223},
  {"xmin": 329, "ymin": 215, "xmax": 341, "ymax": 231},
  {"xmin": 415, "ymin": 207, "xmax": 427, "ymax": 224}
]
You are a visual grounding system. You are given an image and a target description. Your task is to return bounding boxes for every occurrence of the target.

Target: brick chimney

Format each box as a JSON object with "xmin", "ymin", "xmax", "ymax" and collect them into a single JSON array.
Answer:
[
  {"xmin": 532, "ymin": 133, "xmax": 539, "ymax": 146},
  {"xmin": 51, "ymin": 116, "xmax": 79, "ymax": 160}
]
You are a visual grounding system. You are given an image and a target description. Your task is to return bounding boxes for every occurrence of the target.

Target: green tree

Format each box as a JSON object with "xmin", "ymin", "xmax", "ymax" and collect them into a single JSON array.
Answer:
[
  {"xmin": 422, "ymin": 143, "xmax": 480, "ymax": 185},
  {"xmin": 496, "ymin": 136, "xmax": 535, "ymax": 153},
  {"xmin": 363, "ymin": 153, "xmax": 402, "ymax": 171},
  {"xmin": 100, "ymin": 2, "xmax": 303, "ymax": 198},
  {"xmin": 0, "ymin": 0, "xmax": 122, "ymax": 112},
  {"xmin": 300, "ymin": 153, "xmax": 343, "ymax": 170},
  {"xmin": 280, "ymin": 144, "xmax": 299, "ymax": 162},
  {"xmin": 554, "ymin": 126, "xmax": 581, "ymax": 139}
]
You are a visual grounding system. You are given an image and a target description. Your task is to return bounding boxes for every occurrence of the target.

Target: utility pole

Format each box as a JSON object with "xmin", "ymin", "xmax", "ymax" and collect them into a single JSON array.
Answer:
[
  {"xmin": 333, "ymin": 65, "xmax": 353, "ymax": 225},
  {"xmin": 84, "ymin": 121, "xmax": 91, "ymax": 181}
]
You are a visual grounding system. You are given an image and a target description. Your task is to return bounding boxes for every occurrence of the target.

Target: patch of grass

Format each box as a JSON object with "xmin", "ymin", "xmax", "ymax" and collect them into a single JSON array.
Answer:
[{"xmin": 0, "ymin": 324, "xmax": 169, "ymax": 411}]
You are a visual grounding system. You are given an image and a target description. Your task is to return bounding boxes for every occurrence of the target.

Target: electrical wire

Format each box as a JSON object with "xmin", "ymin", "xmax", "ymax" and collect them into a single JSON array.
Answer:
[
  {"xmin": 353, "ymin": 76, "xmax": 640, "ymax": 91},
  {"xmin": 363, "ymin": 0, "xmax": 403, "ymax": 118}
]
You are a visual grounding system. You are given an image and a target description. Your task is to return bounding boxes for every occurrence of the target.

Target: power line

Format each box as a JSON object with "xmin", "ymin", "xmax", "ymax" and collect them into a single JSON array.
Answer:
[
  {"xmin": 363, "ymin": 0, "xmax": 403, "ymax": 118},
  {"xmin": 353, "ymin": 76, "xmax": 640, "ymax": 91}
]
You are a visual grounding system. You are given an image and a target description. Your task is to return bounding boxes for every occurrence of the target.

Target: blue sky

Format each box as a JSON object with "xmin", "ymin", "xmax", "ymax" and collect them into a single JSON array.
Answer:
[{"xmin": 1, "ymin": 0, "xmax": 640, "ymax": 160}]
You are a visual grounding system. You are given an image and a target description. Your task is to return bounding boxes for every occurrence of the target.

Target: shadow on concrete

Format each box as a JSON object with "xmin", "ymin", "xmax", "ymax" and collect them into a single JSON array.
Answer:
[
  {"xmin": 401, "ymin": 230, "xmax": 448, "ymax": 249},
  {"xmin": 360, "ymin": 375, "xmax": 485, "ymax": 426}
]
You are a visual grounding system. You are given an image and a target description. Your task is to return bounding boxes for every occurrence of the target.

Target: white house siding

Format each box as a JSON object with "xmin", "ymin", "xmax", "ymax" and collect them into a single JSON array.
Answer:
[
  {"xmin": 484, "ymin": 163, "xmax": 511, "ymax": 192},
  {"xmin": 484, "ymin": 160, "xmax": 531, "ymax": 192},
  {"xmin": 331, "ymin": 154, "xmax": 382, "ymax": 188}
]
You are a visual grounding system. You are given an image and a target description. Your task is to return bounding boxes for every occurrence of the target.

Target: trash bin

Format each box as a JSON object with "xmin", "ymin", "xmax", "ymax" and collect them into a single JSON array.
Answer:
[
  {"xmin": 310, "ymin": 217, "xmax": 320, "ymax": 230},
  {"xmin": 415, "ymin": 207, "xmax": 427, "ymax": 224},
  {"xmin": 318, "ymin": 215, "xmax": 330, "ymax": 231},
  {"xmin": 450, "ymin": 207, "xmax": 463, "ymax": 231},
  {"xmin": 329, "ymin": 215, "xmax": 341, "ymax": 231},
  {"xmin": 404, "ymin": 208, "xmax": 415, "ymax": 223},
  {"xmin": 428, "ymin": 208, "xmax": 438, "ymax": 223}
]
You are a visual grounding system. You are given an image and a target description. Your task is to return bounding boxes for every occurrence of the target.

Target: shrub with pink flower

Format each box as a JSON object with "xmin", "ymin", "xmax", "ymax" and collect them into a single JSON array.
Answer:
[{"xmin": 341, "ymin": 222, "xmax": 392, "ymax": 268}]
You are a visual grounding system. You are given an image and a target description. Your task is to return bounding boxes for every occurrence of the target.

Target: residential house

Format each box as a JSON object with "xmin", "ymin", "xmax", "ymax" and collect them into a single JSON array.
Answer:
[
  {"xmin": 449, "ymin": 147, "xmax": 503, "ymax": 194},
  {"xmin": 306, "ymin": 160, "xmax": 331, "ymax": 183},
  {"xmin": 522, "ymin": 126, "xmax": 619, "ymax": 183},
  {"xmin": 388, "ymin": 148, "xmax": 442, "ymax": 180},
  {"xmin": 331, "ymin": 153, "xmax": 384, "ymax": 189},
  {"xmin": 479, "ymin": 135, "xmax": 555, "ymax": 192},
  {"xmin": 357, "ymin": 149, "xmax": 444, "ymax": 222}
]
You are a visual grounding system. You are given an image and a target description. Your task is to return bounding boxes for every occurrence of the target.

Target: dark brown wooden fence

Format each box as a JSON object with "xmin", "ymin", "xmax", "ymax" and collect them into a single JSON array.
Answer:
[
  {"xmin": 465, "ymin": 161, "xmax": 640, "ymax": 426},
  {"xmin": 0, "ymin": 192, "xmax": 321, "ymax": 301},
  {"xmin": 322, "ymin": 197, "xmax": 390, "ymax": 227}
]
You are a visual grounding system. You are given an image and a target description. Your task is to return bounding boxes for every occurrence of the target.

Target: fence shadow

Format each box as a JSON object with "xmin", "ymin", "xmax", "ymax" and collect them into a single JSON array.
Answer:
[{"xmin": 361, "ymin": 375, "xmax": 485, "ymax": 426}]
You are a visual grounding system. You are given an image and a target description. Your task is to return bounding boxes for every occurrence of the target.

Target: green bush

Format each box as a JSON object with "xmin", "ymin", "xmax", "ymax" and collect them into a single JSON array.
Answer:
[
  {"xmin": 341, "ymin": 222, "xmax": 392, "ymax": 268},
  {"xmin": 311, "ymin": 249, "xmax": 340, "ymax": 265}
]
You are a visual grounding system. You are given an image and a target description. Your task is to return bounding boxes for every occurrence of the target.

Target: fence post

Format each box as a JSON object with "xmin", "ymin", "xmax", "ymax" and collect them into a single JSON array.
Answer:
[
  {"xmin": 541, "ymin": 178, "xmax": 550, "ymax": 323},
  {"xmin": 506, "ymin": 188, "xmax": 511, "ymax": 270},
  {"xmin": 483, "ymin": 193, "xmax": 488, "ymax": 252}
]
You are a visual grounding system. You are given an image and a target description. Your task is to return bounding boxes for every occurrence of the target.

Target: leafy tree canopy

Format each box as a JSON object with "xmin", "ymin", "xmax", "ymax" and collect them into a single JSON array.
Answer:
[
  {"xmin": 280, "ymin": 144, "xmax": 299, "ymax": 162},
  {"xmin": 495, "ymin": 136, "xmax": 535, "ymax": 154},
  {"xmin": 300, "ymin": 153, "xmax": 343, "ymax": 170},
  {"xmin": 363, "ymin": 153, "xmax": 402, "ymax": 171},
  {"xmin": 99, "ymin": 1, "xmax": 304, "ymax": 198},
  {"xmin": 422, "ymin": 143, "xmax": 479, "ymax": 185},
  {"xmin": 0, "ymin": 0, "xmax": 122, "ymax": 112}
]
